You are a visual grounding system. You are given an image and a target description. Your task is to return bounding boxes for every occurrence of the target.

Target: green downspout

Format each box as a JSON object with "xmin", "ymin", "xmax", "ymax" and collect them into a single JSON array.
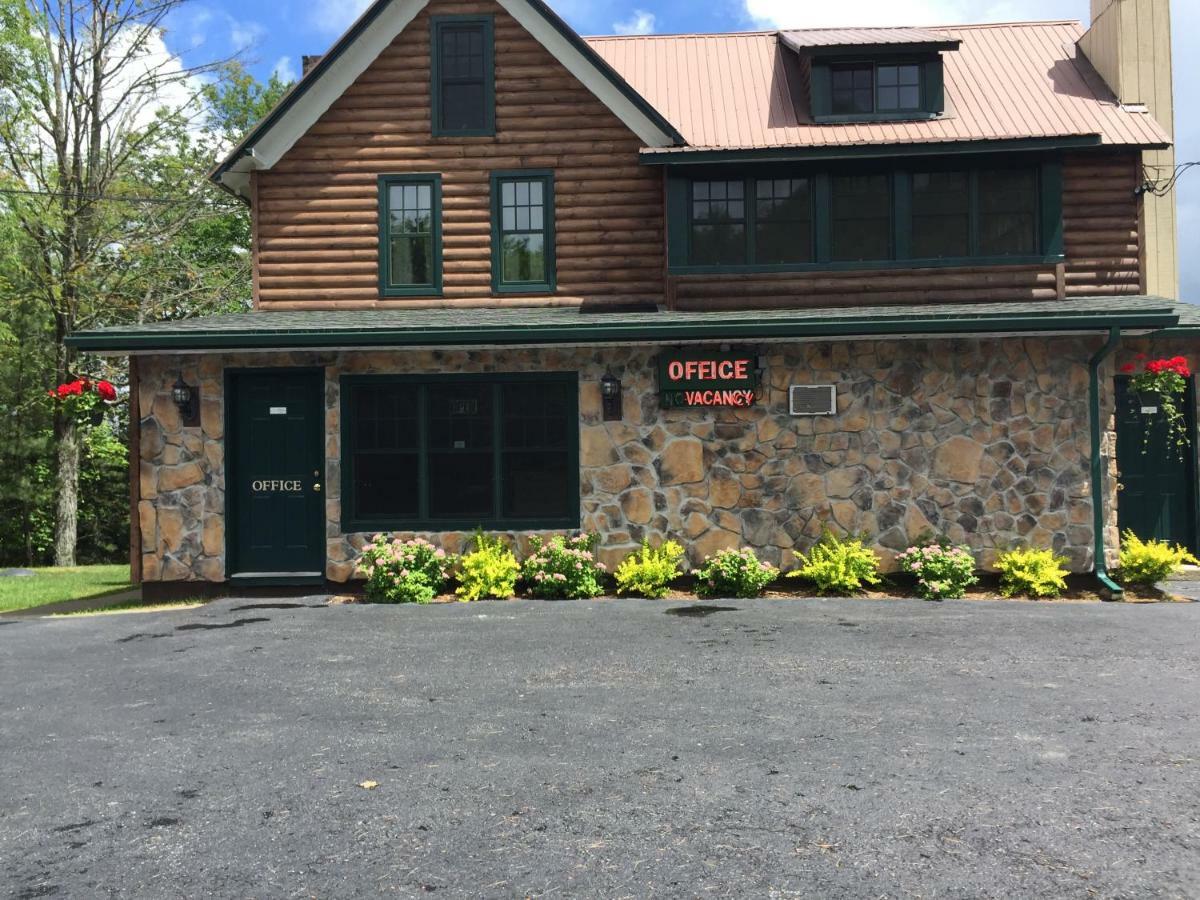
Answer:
[{"xmin": 1089, "ymin": 326, "xmax": 1124, "ymax": 599}]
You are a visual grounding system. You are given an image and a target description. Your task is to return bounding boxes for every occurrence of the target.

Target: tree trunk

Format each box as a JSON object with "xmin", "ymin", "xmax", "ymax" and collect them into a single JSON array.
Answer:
[{"xmin": 53, "ymin": 416, "xmax": 80, "ymax": 567}]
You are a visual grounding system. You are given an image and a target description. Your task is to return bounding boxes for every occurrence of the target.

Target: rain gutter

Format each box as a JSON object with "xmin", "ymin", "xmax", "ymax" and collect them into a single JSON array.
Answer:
[{"xmin": 1088, "ymin": 325, "xmax": 1124, "ymax": 599}]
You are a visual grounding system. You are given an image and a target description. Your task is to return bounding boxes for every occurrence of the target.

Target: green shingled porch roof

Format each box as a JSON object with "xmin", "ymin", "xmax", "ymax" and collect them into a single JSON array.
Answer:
[{"xmin": 66, "ymin": 296, "xmax": 1191, "ymax": 353}]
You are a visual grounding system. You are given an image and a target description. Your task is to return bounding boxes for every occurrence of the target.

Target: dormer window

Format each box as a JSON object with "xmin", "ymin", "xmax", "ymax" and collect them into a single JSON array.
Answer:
[
  {"xmin": 830, "ymin": 63, "xmax": 922, "ymax": 115},
  {"xmin": 876, "ymin": 64, "xmax": 921, "ymax": 111},
  {"xmin": 780, "ymin": 27, "xmax": 960, "ymax": 123},
  {"xmin": 830, "ymin": 65, "xmax": 874, "ymax": 114}
]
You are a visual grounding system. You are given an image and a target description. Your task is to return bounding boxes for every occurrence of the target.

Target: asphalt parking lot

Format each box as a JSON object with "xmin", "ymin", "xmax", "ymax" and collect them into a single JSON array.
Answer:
[{"xmin": 1, "ymin": 596, "xmax": 1198, "ymax": 898}]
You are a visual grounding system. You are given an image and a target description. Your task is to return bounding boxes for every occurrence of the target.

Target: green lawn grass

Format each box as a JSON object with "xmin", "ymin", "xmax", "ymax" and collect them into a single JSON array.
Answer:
[
  {"xmin": 0, "ymin": 565, "xmax": 132, "ymax": 613},
  {"xmin": 55, "ymin": 596, "xmax": 206, "ymax": 616}
]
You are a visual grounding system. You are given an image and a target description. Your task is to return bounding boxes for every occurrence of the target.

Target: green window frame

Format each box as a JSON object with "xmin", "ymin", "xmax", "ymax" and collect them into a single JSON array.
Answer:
[
  {"xmin": 668, "ymin": 158, "xmax": 1062, "ymax": 274},
  {"xmin": 340, "ymin": 373, "xmax": 580, "ymax": 532},
  {"xmin": 430, "ymin": 15, "xmax": 495, "ymax": 137},
  {"xmin": 378, "ymin": 174, "xmax": 442, "ymax": 297},
  {"xmin": 686, "ymin": 177, "xmax": 814, "ymax": 266},
  {"xmin": 811, "ymin": 57, "xmax": 944, "ymax": 122},
  {"xmin": 490, "ymin": 170, "xmax": 556, "ymax": 294}
]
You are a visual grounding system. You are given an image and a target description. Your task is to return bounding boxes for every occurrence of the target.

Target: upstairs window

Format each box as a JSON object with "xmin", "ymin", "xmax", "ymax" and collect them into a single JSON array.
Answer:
[
  {"xmin": 491, "ymin": 171, "xmax": 555, "ymax": 293},
  {"xmin": 431, "ymin": 16, "xmax": 495, "ymax": 136},
  {"xmin": 378, "ymin": 174, "xmax": 442, "ymax": 297},
  {"xmin": 831, "ymin": 62, "xmax": 922, "ymax": 115},
  {"xmin": 755, "ymin": 178, "xmax": 812, "ymax": 264},
  {"xmin": 831, "ymin": 65, "xmax": 875, "ymax": 115},
  {"xmin": 672, "ymin": 162, "xmax": 1054, "ymax": 270},
  {"xmin": 979, "ymin": 169, "xmax": 1039, "ymax": 256},
  {"xmin": 911, "ymin": 171, "xmax": 970, "ymax": 258},
  {"xmin": 877, "ymin": 64, "xmax": 921, "ymax": 111},
  {"xmin": 831, "ymin": 174, "xmax": 891, "ymax": 262},
  {"xmin": 690, "ymin": 180, "xmax": 746, "ymax": 265}
]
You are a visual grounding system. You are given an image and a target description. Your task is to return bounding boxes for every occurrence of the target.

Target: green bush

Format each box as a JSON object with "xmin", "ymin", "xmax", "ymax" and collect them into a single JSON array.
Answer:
[
  {"xmin": 789, "ymin": 530, "xmax": 881, "ymax": 595},
  {"xmin": 521, "ymin": 534, "xmax": 605, "ymax": 600},
  {"xmin": 359, "ymin": 535, "xmax": 454, "ymax": 603},
  {"xmin": 995, "ymin": 546, "xmax": 1069, "ymax": 598},
  {"xmin": 694, "ymin": 548, "xmax": 778, "ymax": 598},
  {"xmin": 614, "ymin": 539, "xmax": 685, "ymax": 599},
  {"xmin": 455, "ymin": 532, "xmax": 520, "ymax": 601},
  {"xmin": 1118, "ymin": 530, "xmax": 1199, "ymax": 586},
  {"xmin": 896, "ymin": 542, "xmax": 978, "ymax": 600}
]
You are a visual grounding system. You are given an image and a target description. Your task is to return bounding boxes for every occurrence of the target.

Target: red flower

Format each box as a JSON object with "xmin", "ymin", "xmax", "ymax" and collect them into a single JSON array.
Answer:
[
  {"xmin": 1120, "ymin": 363, "xmax": 1136, "ymax": 373},
  {"xmin": 96, "ymin": 380, "xmax": 116, "ymax": 402}
]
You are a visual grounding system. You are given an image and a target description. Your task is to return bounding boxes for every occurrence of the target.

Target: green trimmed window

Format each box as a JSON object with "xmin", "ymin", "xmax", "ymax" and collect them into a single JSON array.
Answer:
[
  {"xmin": 831, "ymin": 174, "xmax": 891, "ymax": 261},
  {"xmin": 671, "ymin": 160, "xmax": 1059, "ymax": 272},
  {"xmin": 979, "ymin": 168, "xmax": 1039, "ymax": 256},
  {"xmin": 831, "ymin": 65, "xmax": 874, "ymax": 115},
  {"xmin": 831, "ymin": 62, "xmax": 922, "ymax": 115},
  {"xmin": 341, "ymin": 374, "xmax": 579, "ymax": 531},
  {"xmin": 877, "ymin": 64, "xmax": 921, "ymax": 112},
  {"xmin": 755, "ymin": 178, "xmax": 812, "ymax": 264},
  {"xmin": 691, "ymin": 180, "xmax": 746, "ymax": 265},
  {"xmin": 431, "ymin": 15, "xmax": 495, "ymax": 136},
  {"xmin": 491, "ymin": 171, "xmax": 555, "ymax": 293},
  {"xmin": 378, "ymin": 174, "xmax": 442, "ymax": 297},
  {"xmin": 911, "ymin": 171, "xmax": 970, "ymax": 258}
]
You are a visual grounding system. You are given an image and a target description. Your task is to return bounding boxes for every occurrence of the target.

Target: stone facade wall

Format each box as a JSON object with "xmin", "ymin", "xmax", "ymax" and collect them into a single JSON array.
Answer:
[{"xmin": 134, "ymin": 335, "xmax": 1120, "ymax": 583}]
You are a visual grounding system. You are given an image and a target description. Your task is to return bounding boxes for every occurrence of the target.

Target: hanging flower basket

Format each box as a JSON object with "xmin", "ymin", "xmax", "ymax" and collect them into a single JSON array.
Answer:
[
  {"xmin": 48, "ymin": 377, "xmax": 118, "ymax": 427},
  {"xmin": 1120, "ymin": 355, "xmax": 1192, "ymax": 455}
]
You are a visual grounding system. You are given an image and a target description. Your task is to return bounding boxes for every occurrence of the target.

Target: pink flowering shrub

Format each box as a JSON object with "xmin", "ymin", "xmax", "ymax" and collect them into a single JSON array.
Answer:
[
  {"xmin": 358, "ymin": 535, "xmax": 455, "ymax": 603},
  {"xmin": 521, "ymin": 534, "xmax": 605, "ymax": 599},
  {"xmin": 696, "ymin": 547, "xmax": 778, "ymax": 598},
  {"xmin": 896, "ymin": 542, "xmax": 977, "ymax": 600}
]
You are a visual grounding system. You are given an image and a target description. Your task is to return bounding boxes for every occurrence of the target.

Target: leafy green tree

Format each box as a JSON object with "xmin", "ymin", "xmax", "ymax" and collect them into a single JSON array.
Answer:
[{"xmin": 0, "ymin": 0, "xmax": 289, "ymax": 565}]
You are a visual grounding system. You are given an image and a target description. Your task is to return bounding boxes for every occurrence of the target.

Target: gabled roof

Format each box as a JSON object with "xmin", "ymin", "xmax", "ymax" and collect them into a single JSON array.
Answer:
[
  {"xmin": 209, "ymin": 0, "xmax": 684, "ymax": 199},
  {"xmin": 778, "ymin": 26, "xmax": 960, "ymax": 53},
  {"xmin": 586, "ymin": 21, "xmax": 1172, "ymax": 158}
]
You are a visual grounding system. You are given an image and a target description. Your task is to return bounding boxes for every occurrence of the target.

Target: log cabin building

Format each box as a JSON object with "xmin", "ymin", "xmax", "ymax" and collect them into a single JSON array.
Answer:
[{"xmin": 69, "ymin": 0, "xmax": 1197, "ymax": 596}]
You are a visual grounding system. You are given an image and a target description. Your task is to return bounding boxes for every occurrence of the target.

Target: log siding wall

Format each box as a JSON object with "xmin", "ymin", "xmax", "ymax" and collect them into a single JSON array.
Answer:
[
  {"xmin": 668, "ymin": 151, "xmax": 1143, "ymax": 311},
  {"xmin": 253, "ymin": 0, "xmax": 1144, "ymax": 313},
  {"xmin": 254, "ymin": 0, "xmax": 665, "ymax": 310}
]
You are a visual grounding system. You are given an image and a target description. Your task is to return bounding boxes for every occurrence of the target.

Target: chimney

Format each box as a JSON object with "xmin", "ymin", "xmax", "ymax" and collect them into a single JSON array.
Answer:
[
  {"xmin": 1079, "ymin": 0, "xmax": 1177, "ymax": 299},
  {"xmin": 302, "ymin": 55, "xmax": 324, "ymax": 77}
]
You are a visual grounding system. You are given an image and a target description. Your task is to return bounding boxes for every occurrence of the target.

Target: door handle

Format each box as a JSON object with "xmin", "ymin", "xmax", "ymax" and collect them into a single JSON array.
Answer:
[{"xmin": 313, "ymin": 483, "xmax": 322, "ymax": 492}]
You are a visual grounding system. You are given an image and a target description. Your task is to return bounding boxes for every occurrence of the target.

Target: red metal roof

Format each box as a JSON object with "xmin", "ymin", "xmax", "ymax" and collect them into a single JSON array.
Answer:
[
  {"xmin": 778, "ymin": 26, "xmax": 957, "ymax": 49},
  {"xmin": 584, "ymin": 21, "xmax": 1171, "ymax": 153}
]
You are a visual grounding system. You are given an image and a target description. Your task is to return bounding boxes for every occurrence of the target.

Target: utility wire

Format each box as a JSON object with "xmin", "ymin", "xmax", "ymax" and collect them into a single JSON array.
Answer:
[{"xmin": 1137, "ymin": 161, "xmax": 1199, "ymax": 197}]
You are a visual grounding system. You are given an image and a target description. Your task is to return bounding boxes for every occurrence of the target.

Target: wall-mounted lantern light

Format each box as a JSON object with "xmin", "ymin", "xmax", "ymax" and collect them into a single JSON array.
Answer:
[
  {"xmin": 600, "ymin": 373, "xmax": 622, "ymax": 421},
  {"xmin": 172, "ymin": 376, "xmax": 200, "ymax": 427}
]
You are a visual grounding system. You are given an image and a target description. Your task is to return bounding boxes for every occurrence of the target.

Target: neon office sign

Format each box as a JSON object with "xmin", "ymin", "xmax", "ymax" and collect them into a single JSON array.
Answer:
[{"xmin": 658, "ymin": 349, "xmax": 758, "ymax": 408}]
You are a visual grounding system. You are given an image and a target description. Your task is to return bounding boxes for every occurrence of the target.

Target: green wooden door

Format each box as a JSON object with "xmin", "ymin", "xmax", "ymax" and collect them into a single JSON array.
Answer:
[
  {"xmin": 227, "ymin": 369, "xmax": 325, "ymax": 578},
  {"xmin": 1114, "ymin": 376, "xmax": 1198, "ymax": 552}
]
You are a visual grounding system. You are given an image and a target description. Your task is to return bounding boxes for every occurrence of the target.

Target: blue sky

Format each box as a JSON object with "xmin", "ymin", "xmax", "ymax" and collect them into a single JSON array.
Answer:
[{"xmin": 165, "ymin": 0, "xmax": 1198, "ymax": 301}]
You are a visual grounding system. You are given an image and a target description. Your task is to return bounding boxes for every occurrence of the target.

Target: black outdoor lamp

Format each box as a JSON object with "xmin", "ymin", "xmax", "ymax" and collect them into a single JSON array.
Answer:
[
  {"xmin": 172, "ymin": 375, "xmax": 200, "ymax": 427},
  {"xmin": 600, "ymin": 372, "xmax": 622, "ymax": 421}
]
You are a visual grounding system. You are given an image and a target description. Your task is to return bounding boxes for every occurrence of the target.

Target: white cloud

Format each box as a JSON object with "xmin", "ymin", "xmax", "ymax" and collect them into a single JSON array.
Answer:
[
  {"xmin": 309, "ymin": 0, "xmax": 372, "ymax": 36},
  {"xmin": 614, "ymin": 10, "xmax": 656, "ymax": 35},
  {"xmin": 272, "ymin": 55, "xmax": 298, "ymax": 83},
  {"xmin": 229, "ymin": 21, "xmax": 266, "ymax": 52}
]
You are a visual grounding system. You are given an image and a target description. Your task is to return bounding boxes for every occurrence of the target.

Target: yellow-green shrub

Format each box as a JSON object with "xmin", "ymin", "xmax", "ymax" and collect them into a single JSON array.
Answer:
[
  {"xmin": 1118, "ymin": 530, "xmax": 1199, "ymax": 586},
  {"xmin": 455, "ymin": 532, "xmax": 520, "ymax": 601},
  {"xmin": 994, "ymin": 547, "xmax": 1069, "ymax": 598},
  {"xmin": 789, "ymin": 530, "xmax": 881, "ymax": 595},
  {"xmin": 614, "ymin": 540, "xmax": 685, "ymax": 599}
]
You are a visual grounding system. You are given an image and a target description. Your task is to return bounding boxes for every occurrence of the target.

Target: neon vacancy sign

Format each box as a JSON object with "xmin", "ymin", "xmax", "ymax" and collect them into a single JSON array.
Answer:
[{"xmin": 658, "ymin": 349, "xmax": 758, "ymax": 408}]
